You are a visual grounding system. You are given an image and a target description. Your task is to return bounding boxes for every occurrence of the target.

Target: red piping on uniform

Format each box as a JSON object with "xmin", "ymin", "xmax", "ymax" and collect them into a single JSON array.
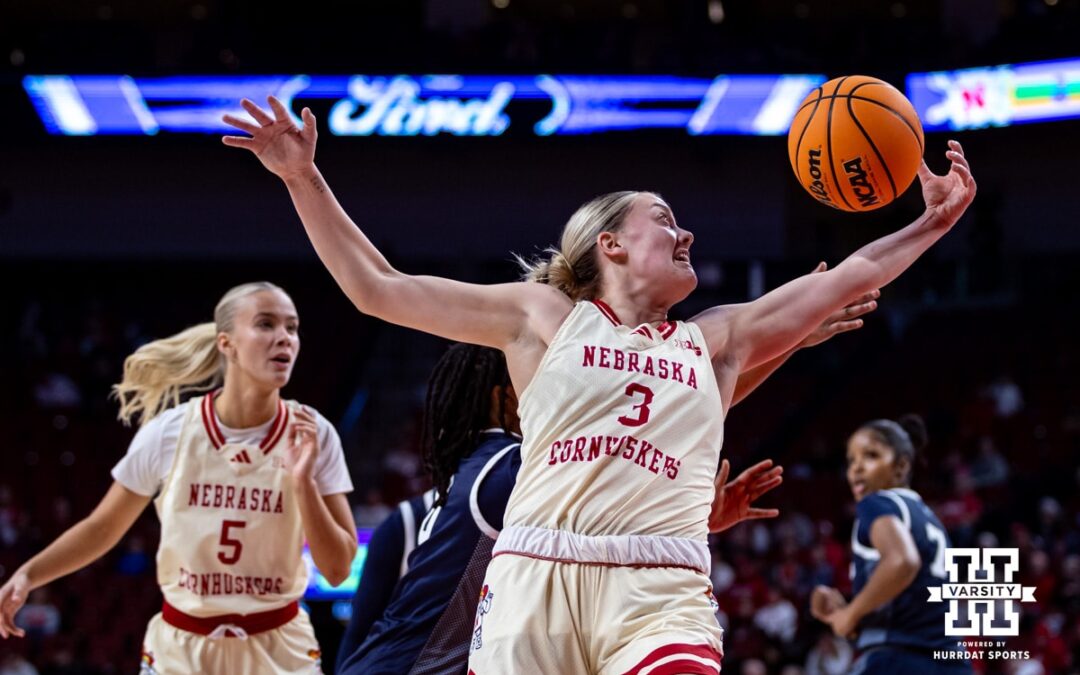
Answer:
[
  {"xmin": 591, "ymin": 299, "xmax": 622, "ymax": 326},
  {"xmin": 161, "ymin": 600, "xmax": 298, "ymax": 637},
  {"xmin": 620, "ymin": 643, "xmax": 723, "ymax": 675},
  {"xmin": 260, "ymin": 401, "xmax": 289, "ymax": 453},
  {"xmin": 201, "ymin": 393, "xmax": 225, "ymax": 449}
]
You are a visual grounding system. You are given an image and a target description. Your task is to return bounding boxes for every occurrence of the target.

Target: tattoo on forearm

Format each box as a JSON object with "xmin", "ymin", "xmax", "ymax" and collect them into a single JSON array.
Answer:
[{"xmin": 309, "ymin": 175, "xmax": 326, "ymax": 194}]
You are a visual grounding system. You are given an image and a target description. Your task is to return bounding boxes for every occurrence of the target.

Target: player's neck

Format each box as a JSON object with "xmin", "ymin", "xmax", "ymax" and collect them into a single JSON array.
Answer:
[
  {"xmin": 596, "ymin": 294, "xmax": 669, "ymax": 327},
  {"xmin": 214, "ymin": 379, "xmax": 281, "ymax": 429}
]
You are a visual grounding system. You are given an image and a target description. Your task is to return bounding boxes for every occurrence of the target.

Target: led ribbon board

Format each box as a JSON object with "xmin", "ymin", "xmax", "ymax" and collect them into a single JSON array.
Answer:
[
  {"xmin": 23, "ymin": 74, "xmax": 825, "ymax": 137},
  {"xmin": 906, "ymin": 57, "xmax": 1080, "ymax": 131}
]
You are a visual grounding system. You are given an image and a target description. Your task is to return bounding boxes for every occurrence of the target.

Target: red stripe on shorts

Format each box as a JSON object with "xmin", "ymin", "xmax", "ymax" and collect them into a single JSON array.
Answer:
[
  {"xmin": 621, "ymin": 643, "xmax": 723, "ymax": 675},
  {"xmin": 161, "ymin": 599, "xmax": 298, "ymax": 636}
]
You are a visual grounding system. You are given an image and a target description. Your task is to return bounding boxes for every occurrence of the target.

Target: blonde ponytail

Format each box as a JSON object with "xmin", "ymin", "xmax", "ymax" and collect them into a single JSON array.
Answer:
[
  {"xmin": 518, "ymin": 191, "xmax": 646, "ymax": 301},
  {"xmin": 113, "ymin": 323, "xmax": 222, "ymax": 427},
  {"xmin": 112, "ymin": 281, "xmax": 287, "ymax": 427}
]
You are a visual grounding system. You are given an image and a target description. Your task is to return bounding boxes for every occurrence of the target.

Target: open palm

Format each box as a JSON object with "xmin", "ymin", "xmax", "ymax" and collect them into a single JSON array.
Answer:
[
  {"xmin": 918, "ymin": 140, "xmax": 977, "ymax": 227},
  {"xmin": 708, "ymin": 459, "xmax": 784, "ymax": 533},
  {"xmin": 222, "ymin": 96, "xmax": 317, "ymax": 181}
]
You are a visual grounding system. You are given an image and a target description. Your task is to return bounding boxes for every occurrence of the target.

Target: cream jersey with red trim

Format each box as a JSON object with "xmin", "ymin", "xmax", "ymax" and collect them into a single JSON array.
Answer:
[
  {"xmin": 154, "ymin": 393, "xmax": 307, "ymax": 617},
  {"xmin": 504, "ymin": 300, "xmax": 723, "ymax": 541}
]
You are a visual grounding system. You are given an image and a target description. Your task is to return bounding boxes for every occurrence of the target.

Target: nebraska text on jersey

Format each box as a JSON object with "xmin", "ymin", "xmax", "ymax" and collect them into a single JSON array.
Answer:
[
  {"xmin": 582, "ymin": 345, "xmax": 699, "ymax": 390},
  {"xmin": 187, "ymin": 482, "xmax": 285, "ymax": 513}
]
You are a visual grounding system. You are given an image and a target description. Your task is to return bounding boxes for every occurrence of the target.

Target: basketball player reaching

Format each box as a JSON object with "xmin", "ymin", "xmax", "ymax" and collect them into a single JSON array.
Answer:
[
  {"xmin": 0, "ymin": 282, "xmax": 356, "ymax": 674},
  {"xmin": 811, "ymin": 416, "xmax": 973, "ymax": 674},
  {"xmin": 342, "ymin": 266, "xmax": 874, "ymax": 674},
  {"xmin": 223, "ymin": 97, "xmax": 975, "ymax": 674}
]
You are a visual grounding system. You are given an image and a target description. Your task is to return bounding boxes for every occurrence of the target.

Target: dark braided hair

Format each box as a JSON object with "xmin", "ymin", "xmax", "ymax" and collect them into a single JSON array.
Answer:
[
  {"xmin": 421, "ymin": 343, "xmax": 512, "ymax": 507},
  {"xmin": 858, "ymin": 414, "xmax": 928, "ymax": 486}
]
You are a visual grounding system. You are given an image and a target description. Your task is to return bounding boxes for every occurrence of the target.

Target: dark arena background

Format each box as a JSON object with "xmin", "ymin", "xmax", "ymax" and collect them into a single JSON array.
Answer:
[{"xmin": 2, "ymin": 1, "xmax": 1080, "ymax": 673}]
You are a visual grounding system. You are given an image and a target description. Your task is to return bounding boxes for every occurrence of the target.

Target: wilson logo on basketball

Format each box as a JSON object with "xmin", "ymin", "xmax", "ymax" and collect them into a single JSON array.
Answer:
[
  {"xmin": 806, "ymin": 148, "xmax": 833, "ymax": 205},
  {"xmin": 842, "ymin": 157, "xmax": 880, "ymax": 208}
]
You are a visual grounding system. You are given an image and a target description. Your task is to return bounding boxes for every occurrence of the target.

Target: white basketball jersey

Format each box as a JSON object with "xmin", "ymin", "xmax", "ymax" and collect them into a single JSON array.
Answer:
[
  {"xmin": 505, "ymin": 300, "xmax": 724, "ymax": 541},
  {"xmin": 154, "ymin": 393, "xmax": 307, "ymax": 616}
]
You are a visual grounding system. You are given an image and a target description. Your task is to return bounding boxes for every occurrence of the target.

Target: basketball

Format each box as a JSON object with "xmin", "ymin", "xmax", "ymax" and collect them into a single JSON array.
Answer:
[{"xmin": 788, "ymin": 75, "xmax": 924, "ymax": 212}]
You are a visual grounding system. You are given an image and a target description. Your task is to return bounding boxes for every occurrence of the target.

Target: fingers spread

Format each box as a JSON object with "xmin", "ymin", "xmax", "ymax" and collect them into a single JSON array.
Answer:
[
  {"xmin": 222, "ymin": 136, "xmax": 256, "ymax": 149},
  {"xmin": 267, "ymin": 96, "xmax": 293, "ymax": 125},
  {"xmin": 240, "ymin": 98, "xmax": 274, "ymax": 126},
  {"xmin": 715, "ymin": 459, "xmax": 731, "ymax": 488},
  {"xmin": 917, "ymin": 159, "xmax": 934, "ymax": 181},
  {"xmin": 222, "ymin": 114, "xmax": 259, "ymax": 135},
  {"xmin": 747, "ymin": 508, "xmax": 780, "ymax": 520},
  {"xmin": 301, "ymin": 107, "xmax": 318, "ymax": 141}
]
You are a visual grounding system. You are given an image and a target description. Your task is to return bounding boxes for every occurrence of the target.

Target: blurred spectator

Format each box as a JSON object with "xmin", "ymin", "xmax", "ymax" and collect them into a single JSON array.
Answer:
[
  {"xmin": 15, "ymin": 590, "xmax": 60, "ymax": 642},
  {"xmin": 753, "ymin": 589, "xmax": 798, "ymax": 644},
  {"xmin": 32, "ymin": 374, "xmax": 81, "ymax": 410},
  {"xmin": 0, "ymin": 652, "xmax": 39, "ymax": 675},
  {"xmin": 352, "ymin": 488, "xmax": 392, "ymax": 529},
  {"xmin": 116, "ymin": 536, "xmax": 152, "ymax": 577},
  {"xmin": 983, "ymin": 375, "xmax": 1024, "ymax": 419},
  {"xmin": 970, "ymin": 435, "xmax": 1010, "ymax": 489}
]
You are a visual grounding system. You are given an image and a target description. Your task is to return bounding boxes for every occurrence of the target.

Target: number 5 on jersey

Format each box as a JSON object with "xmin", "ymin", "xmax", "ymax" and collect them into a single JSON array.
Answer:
[{"xmin": 218, "ymin": 519, "xmax": 246, "ymax": 564}]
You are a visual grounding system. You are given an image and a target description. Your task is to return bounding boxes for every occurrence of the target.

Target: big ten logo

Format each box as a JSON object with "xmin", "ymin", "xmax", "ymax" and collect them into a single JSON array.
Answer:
[
  {"xmin": 928, "ymin": 548, "xmax": 1036, "ymax": 637},
  {"xmin": 805, "ymin": 148, "xmax": 833, "ymax": 206}
]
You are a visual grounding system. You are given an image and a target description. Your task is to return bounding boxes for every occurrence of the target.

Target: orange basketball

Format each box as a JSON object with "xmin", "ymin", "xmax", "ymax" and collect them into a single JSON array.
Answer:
[{"xmin": 787, "ymin": 75, "xmax": 924, "ymax": 212}]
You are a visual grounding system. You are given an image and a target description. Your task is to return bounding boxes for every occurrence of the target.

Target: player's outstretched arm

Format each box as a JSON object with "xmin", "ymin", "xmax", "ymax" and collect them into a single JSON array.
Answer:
[
  {"xmin": 696, "ymin": 141, "xmax": 975, "ymax": 379},
  {"xmin": 0, "ymin": 482, "xmax": 150, "ymax": 638},
  {"xmin": 729, "ymin": 263, "xmax": 878, "ymax": 408},
  {"xmin": 223, "ymin": 97, "xmax": 568, "ymax": 351}
]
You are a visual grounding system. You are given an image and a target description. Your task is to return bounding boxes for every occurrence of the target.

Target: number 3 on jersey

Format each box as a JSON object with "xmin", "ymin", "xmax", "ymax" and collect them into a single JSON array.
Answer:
[
  {"xmin": 617, "ymin": 383, "xmax": 654, "ymax": 427},
  {"xmin": 218, "ymin": 519, "xmax": 246, "ymax": 565}
]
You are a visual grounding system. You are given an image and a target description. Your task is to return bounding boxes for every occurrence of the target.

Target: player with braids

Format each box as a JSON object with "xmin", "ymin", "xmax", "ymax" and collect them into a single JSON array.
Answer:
[
  {"xmin": 0, "ymin": 282, "xmax": 357, "ymax": 674},
  {"xmin": 422, "ymin": 343, "xmax": 515, "ymax": 507},
  {"xmin": 225, "ymin": 96, "xmax": 975, "ymax": 674},
  {"xmin": 811, "ymin": 415, "xmax": 973, "ymax": 674},
  {"xmin": 338, "ymin": 343, "xmax": 522, "ymax": 674}
]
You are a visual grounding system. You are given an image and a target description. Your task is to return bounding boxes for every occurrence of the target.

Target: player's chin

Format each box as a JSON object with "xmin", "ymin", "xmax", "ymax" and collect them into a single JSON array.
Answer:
[{"xmin": 263, "ymin": 369, "xmax": 292, "ymax": 389}]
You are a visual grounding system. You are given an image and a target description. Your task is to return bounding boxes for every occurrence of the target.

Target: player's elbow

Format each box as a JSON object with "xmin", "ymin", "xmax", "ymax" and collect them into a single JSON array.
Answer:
[
  {"xmin": 323, "ymin": 568, "xmax": 351, "ymax": 587},
  {"xmin": 347, "ymin": 269, "xmax": 402, "ymax": 317},
  {"xmin": 323, "ymin": 541, "xmax": 357, "ymax": 587}
]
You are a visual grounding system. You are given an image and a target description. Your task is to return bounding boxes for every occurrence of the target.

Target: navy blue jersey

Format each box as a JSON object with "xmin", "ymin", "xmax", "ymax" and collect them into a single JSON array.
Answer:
[
  {"xmin": 337, "ymin": 490, "xmax": 435, "ymax": 670},
  {"xmin": 851, "ymin": 488, "xmax": 962, "ymax": 655},
  {"xmin": 339, "ymin": 430, "xmax": 522, "ymax": 675}
]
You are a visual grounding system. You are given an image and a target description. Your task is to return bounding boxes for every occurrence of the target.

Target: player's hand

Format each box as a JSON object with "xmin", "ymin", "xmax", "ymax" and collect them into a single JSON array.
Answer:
[
  {"xmin": 284, "ymin": 407, "xmax": 319, "ymax": 486},
  {"xmin": 798, "ymin": 262, "xmax": 878, "ymax": 349},
  {"xmin": 918, "ymin": 140, "xmax": 976, "ymax": 228},
  {"xmin": 708, "ymin": 459, "xmax": 783, "ymax": 533},
  {"xmin": 0, "ymin": 570, "xmax": 30, "ymax": 639},
  {"xmin": 823, "ymin": 603, "xmax": 860, "ymax": 640},
  {"xmin": 222, "ymin": 96, "xmax": 317, "ymax": 181},
  {"xmin": 810, "ymin": 585, "xmax": 847, "ymax": 621}
]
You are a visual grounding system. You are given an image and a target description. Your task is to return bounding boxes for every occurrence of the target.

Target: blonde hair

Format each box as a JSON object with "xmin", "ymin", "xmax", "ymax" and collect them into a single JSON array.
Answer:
[
  {"xmin": 518, "ymin": 191, "xmax": 648, "ymax": 301},
  {"xmin": 113, "ymin": 281, "xmax": 288, "ymax": 427}
]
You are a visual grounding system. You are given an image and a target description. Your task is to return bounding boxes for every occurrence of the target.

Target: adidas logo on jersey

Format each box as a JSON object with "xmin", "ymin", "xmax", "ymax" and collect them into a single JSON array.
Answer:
[{"xmin": 229, "ymin": 450, "xmax": 253, "ymax": 464}]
